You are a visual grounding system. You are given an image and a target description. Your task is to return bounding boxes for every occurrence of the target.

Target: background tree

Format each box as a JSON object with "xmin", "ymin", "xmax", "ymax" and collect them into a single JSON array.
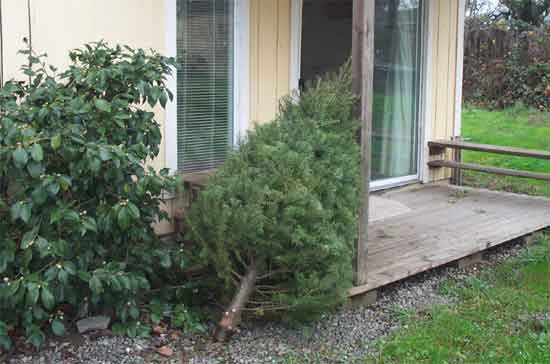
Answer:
[{"xmin": 496, "ymin": 0, "xmax": 550, "ymax": 27}]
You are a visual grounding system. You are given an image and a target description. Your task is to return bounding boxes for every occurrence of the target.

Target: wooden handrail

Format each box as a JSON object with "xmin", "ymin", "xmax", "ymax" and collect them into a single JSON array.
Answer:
[
  {"xmin": 429, "ymin": 139, "xmax": 550, "ymax": 184},
  {"xmin": 429, "ymin": 140, "xmax": 550, "ymax": 160},
  {"xmin": 428, "ymin": 160, "xmax": 550, "ymax": 181}
]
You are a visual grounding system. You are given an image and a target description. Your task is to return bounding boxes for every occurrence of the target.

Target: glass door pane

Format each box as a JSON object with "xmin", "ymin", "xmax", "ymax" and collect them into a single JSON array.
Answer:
[{"xmin": 372, "ymin": 0, "xmax": 424, "ymax": 182}]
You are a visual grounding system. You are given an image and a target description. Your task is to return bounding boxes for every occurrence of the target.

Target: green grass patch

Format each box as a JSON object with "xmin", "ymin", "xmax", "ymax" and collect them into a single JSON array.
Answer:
[
  {"xmin": 367, "ymin": 233, "xmax": 550, "ymax": 364},
  {"xmin": 461, "ymin": 105, "xmax": 550, "ymax": 197}
]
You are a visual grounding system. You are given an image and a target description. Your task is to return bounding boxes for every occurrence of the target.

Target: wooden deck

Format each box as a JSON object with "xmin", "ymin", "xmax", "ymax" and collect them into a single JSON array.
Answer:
[{"xmin": 350, "ymin": 184, "xmax": 550, "ymax": 296}]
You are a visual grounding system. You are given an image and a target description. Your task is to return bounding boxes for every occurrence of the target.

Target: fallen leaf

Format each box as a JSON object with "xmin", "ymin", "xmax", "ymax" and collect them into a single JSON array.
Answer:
[
  {"xmin": 156, "ymin": 346, "xmax": 173, "ymax": 357},
  {"xmin": 153, "ymin": 325, "xmax": 166, "ymax": 335},
  {"xmin": 170, "ymin": 330, "xmax": 182, "ymax": 340}
]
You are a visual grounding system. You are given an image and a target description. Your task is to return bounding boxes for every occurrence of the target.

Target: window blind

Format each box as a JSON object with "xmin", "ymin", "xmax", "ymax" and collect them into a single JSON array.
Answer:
[{"xmin": 176, "ymin": 0, "xmax": 234, "ymax": 172}]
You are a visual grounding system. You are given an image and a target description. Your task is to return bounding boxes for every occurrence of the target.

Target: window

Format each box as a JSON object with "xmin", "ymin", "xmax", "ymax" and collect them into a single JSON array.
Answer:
[{"xmin": 176, "ymin": 0, "xmax": 235, "ymax": 172}]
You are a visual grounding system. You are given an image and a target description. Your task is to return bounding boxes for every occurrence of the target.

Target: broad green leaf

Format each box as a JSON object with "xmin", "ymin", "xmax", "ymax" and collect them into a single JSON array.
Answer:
[
  {"xmin": 89, "ymin": 276, "xmax": 103, "ymax": 294},
  {"xmin": 57, "ymin": 269, "xmax": 69, "ymax": 285},
  {"xmin": 51, "ymin": 135, "xmax": 62, "ymax": 150},
  {"xmin": 117, "ymin": 207, "xmax": 131, "ymax": 231},
  {"xmin": 31, "ymin": 187, "xmax": 48, "ymax": 205},
  {"xmin": 26, "ymin": 283, "xmax": 40, "ymax": 305},
  {"xmin": 78, "ymin": 271, "xmax": 91, "ymax": 282},
  {"xmin": 44, "ymin": 267, "xmax": 58, "ymax": 282},
  {"xmin": 127, "ymin": 202, "xmax": 140, "ymax": 219},
  {"xmin": 99, "ymin": 148, "xmax": 111, "ymax": 161},
  {"xmin": 41, "ymin": 286, "xmax": 55, "ymax": 310},
  {"xmin": 21, "ymin": 228, "xmax": 38, "ymax": 249},
  {"xmin": 63, "ymin": 262, "xmax": 77, "ymax": 275},
  {"xmin": 26, "ymin": 328, "xmax": 45, "ymax": 349},
  {"xmin": 129, "ymin": 306, "xmax": 140, "ymax": 320},
  {"xmin": 151, "ymin": 312, "xmax": 162, "ymax": 325},
  {"xmin": 19, "ymin": 203, "xmax": 32, "ymax": 223},
  {"xmin": 13, "ymin": 147, "xmax": 29, "ymax": 168},
  {"xmin": 0, "ymin": 335, "xmax": 11, "ymax": 350},
  {"xmin": 35, "ymin": 237, "xmax": 50, "ymax": 258},
  {"xmin": 10, "ymin": 202, "xmax": 23, "ymax": 221},
  {"xmin": 159, "ymin": 252, "xmax": 172, "ymax": 269},
  {"xmin": 51, "ymin": 319, "xmax": 65, "ymax": 336},
  {"xmin": 0, "ymin": 252, "xmax": 14, "ymax": 274},
  {"xmin": 27, "ymin": 162, "xmax": 44, "ymax": 179},
  {"xmin": 30, "ymin": 143, "xmax": 44, "ymax": 162},
  {"xmin": 46, "ymin": 182, "xmax": 60, "ymax": 196},
  {"xmin": 159, "ymin": 92, "xmax": 168, "ymax": 108},
  {"xmin": 82, "ymin": 216, "xmax": 98, "ymax": 233},
  {"xmin": 58, "ymin": 176, "xmax": 72, "ymax": 191},
  {"xmin": 95, "ymin": 99, "xmax": 112, "ymax": 112},
  {"xmin": 89, "ymin": 158, "xmax": 101, "ymax": 173}
]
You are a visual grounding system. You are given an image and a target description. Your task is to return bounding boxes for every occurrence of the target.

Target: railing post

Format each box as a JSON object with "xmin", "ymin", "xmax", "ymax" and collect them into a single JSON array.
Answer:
[{"xmin": 451, "ymin": 136, "xmax": 463, "ymax": 186}]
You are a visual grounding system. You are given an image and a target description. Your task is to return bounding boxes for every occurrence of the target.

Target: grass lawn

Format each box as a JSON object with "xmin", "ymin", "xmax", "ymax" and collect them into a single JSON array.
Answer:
[
  {"xmin": 461, "ymin": 105, "xmax": 550, "ymax": 197},
  {"xmin": 368, "ymin": 233, "xmax": 550, "ymax": 364}
]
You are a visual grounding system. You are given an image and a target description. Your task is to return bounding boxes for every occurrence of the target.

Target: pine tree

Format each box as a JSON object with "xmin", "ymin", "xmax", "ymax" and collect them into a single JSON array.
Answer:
[{"xmin": 186, "ymin": 65, "xmax": 361, "ymax": 341}]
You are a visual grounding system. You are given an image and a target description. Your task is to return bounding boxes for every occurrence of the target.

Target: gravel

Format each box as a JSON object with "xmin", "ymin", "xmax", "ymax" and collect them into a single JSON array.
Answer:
[{"xmin": 7, "ymin": 239, "xmax": 528, "ymax": 364}]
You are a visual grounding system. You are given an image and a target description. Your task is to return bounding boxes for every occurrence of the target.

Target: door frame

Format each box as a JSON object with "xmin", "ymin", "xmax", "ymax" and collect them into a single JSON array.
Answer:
[{"xmin": 291, "ymin": 0, "xmax": 429, "ymax": 191}]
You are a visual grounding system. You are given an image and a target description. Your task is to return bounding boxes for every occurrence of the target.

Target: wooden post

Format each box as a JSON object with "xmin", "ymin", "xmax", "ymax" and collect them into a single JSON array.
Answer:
[
  {"xmin": 451, "ymin": 137, "xmax": 463, "ymax": 186},
  {"xmin": 352, "ymin": 0, "xmax": 374, "ymax": 286}
]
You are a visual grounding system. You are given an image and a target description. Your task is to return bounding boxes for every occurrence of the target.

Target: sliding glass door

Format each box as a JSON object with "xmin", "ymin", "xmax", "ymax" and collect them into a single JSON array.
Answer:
[
  {"xmin": 300, "ymin": 0, "xmax": 425, "ymax": 189},
  {"xmin": 371, "ymin": 0, "xmax": 424, "ymax": 187}
]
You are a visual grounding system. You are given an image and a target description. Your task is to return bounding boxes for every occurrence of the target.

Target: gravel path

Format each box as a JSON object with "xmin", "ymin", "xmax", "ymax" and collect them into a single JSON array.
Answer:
[{"xmin": 7, "ymin": 240, "xmax": 527, "ymax": 364}]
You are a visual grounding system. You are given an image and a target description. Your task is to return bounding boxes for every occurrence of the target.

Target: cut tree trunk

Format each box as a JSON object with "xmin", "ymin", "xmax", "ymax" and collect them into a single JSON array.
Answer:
[{"xmin": 214, "ymin": 258, "xmax": 258, "ymax": 342}]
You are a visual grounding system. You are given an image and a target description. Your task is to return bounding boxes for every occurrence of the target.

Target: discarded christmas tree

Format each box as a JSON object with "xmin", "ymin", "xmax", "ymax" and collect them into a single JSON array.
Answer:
[{"xmin": 186, "ymin": 65, "xmax": 360, "ymax": 341}]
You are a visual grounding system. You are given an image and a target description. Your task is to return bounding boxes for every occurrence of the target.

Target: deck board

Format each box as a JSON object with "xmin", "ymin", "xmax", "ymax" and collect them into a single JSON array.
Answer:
[{"xmin": 350, "ymin": 184, "xmax": 550, "ymax": 296}]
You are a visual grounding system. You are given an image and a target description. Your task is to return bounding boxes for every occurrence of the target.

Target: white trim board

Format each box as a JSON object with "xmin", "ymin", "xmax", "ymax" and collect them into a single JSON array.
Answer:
[
  {"xmin": 454, "ymin": 0, "xmax": 466, "ymax": 138},
  {"xmin": 165, "ymin": 0, "xmax": 178, "ymax": 172},
  {"xmin": 234, "ymin": 0, "xmax": 251, "ymax": 145},
  {"xmin": 290, "ymin": 0, "xmax": 303, "ymax": 93},
  {"xmin": 421, "ymin": 0, "xmax": 436, "ymax": 184}
]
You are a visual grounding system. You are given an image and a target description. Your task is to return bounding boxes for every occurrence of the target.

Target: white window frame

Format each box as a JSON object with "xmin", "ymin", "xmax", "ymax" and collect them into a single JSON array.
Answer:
[
  {"xmin": 165, "ymin": 0, "xmax": 250, "ymax": 173},
  {"xmin": 290, "ymin": 0, "xmax": 303, "ymax": 93}
]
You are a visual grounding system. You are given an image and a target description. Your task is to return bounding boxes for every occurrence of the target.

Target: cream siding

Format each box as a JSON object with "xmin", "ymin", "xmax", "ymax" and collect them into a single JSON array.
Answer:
[
  {"xmin": 1, "ymin": 0, "xmax": 167, "ymax": 171},
  {"xmin": 249, "ymin": 0, "xmax": 292, "ymax": 125},
  {"xmin": 426, "ymin": 0, "xmax": 461, "ymax": 181}
]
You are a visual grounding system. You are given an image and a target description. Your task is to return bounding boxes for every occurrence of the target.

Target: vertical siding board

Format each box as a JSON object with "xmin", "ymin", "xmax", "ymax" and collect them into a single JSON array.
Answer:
[
  {"xmin": 249, "ymin": 0, "xmax": 292, "ymax": 125},
  {"xmin": 429, "ymin": 0, "xmax": 461, "ymax": 181},
  {"xmin": 257, "ymin": 1, "xmax": 278, "ymax": 123},
  {"xmin": 276, "ymin": 0, "xmax": 292, "ymax": 105},
  {"xmin": 249, "ymin": 0, "xmax": 260, "ymax": 124},
  {"xmin": 2, "ymin": 0, "xmax": 30, "ymax": 81}
]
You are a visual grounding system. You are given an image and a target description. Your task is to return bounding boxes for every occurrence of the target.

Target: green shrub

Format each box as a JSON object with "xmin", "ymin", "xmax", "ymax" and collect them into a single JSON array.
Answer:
[
  {"xmin": 463, "ymin": 26, "xmax": 550, "ymax": 110},
  {"xmin": 0, "ymin": 42, "xmax": 189, "ymax": 349},
  {"xmin": 187, "ymin": 65, "xmax": 360, "ymax": 323}
]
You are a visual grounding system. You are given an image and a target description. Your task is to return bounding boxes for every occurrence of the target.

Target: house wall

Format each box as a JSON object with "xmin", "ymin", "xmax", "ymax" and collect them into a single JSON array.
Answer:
[
  {"xmin": 0, "ymin": 0, "xmax": 175, "ymax": 234},
  {"xmin": 0, "ymin": 0, "xmax": 168, "ymax": 172},
  {"xmin": 425, "ymin": 0, "xmax": 462, "ymax": 181},
  {"xmin": 249, "ymin": 0, "xmax": 292, "ymax": 126}
]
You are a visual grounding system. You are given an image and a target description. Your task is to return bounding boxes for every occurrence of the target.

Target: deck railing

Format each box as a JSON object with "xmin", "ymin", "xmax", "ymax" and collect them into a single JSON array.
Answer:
[{"xmin": 428, "ymin": 139, "xmax": 550, "ymax": 184}]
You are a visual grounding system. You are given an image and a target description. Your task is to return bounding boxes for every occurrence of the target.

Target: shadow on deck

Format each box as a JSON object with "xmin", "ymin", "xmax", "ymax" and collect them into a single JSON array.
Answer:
[{"xmin": 350, "ymin": 184, "xmax": 550, "ymax": 296}]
